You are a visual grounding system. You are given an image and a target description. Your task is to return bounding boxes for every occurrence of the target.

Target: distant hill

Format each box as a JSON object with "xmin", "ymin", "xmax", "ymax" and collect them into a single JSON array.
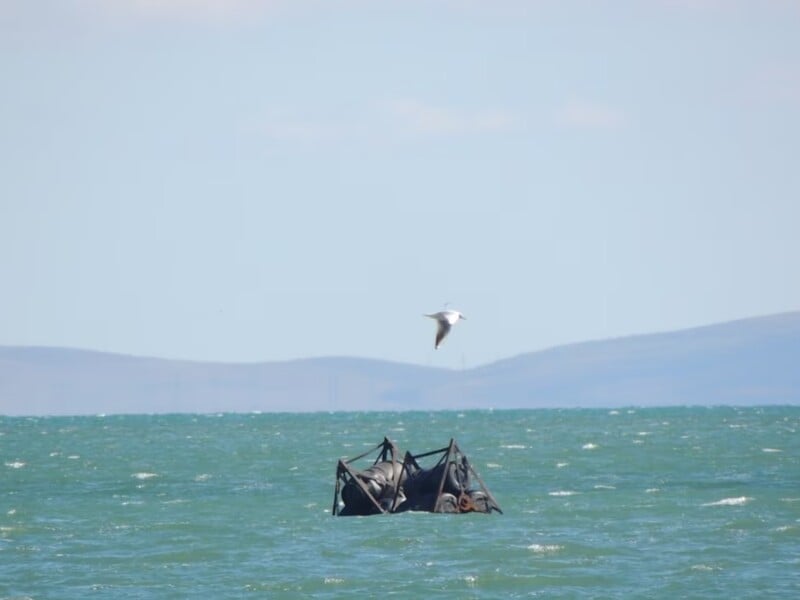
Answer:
[{"xmin": 1, "ymin": 312, "xmax": 799, "ymax": 416}]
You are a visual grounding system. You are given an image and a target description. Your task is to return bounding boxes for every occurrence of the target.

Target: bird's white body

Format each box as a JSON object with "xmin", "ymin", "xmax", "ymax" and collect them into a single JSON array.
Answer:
[{"xmin": 425, "ymin": 310, "xmax": 466, "ymax": 349}]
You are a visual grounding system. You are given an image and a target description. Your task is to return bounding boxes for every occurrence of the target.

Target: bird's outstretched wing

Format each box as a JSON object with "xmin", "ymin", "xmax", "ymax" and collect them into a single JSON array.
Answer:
[{"xmin": 435, "ymin": 319, "xmax": 452, "ymax": 349}]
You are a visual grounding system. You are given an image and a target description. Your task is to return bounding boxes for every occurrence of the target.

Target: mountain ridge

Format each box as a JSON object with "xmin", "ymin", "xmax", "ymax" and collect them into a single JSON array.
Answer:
[{"xmin": 2, "ymin": 311, "xmax": 798, "ymax": 416}]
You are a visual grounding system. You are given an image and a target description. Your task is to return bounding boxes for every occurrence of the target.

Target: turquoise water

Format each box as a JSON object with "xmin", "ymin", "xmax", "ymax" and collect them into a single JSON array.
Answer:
[{"xmin": 2, "ymin": 407, "xmax": 799, "ymax": 598}]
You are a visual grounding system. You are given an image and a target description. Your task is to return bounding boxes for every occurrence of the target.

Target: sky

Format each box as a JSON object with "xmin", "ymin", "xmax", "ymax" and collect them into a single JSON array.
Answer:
[{"xmin": 1, "ymin": 0, "xmax": 799, "ymax": 370}]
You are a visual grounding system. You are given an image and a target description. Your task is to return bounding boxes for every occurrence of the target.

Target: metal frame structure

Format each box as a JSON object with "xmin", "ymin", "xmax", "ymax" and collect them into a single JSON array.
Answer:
[
  {"xmin": 333, "ymin": 437, "xmax": 502, "ymax": 516},
  {"xmin": 398, "ymin": 438, "xmax": 502, "ymax": 514},
  {"xmin": 332, "ymin": 437, "xmax": 401, "ymax": 516}
]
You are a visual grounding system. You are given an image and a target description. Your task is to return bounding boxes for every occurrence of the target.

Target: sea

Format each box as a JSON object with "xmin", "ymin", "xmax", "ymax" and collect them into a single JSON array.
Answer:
[{"xmin": 1, "ymin": 407, "xmax": 798, "ymax": 599}]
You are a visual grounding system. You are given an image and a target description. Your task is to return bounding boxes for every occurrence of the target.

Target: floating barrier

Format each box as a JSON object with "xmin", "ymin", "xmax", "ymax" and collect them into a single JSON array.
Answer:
[{"xmin": 332, "ymin": 437, "xmax": 502, "ymax": 516}]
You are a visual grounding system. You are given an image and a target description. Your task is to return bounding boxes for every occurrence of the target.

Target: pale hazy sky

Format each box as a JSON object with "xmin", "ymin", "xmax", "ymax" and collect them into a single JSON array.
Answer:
[{"xmin": 1, "ymin": 0, "xmax": 799, "ymax": 369}]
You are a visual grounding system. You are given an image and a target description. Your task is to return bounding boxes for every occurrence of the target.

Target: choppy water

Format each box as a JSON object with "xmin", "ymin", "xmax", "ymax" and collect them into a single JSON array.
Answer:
[{"xmin": 2, "ymin": 407, "xmax": 799, "ymax": 598}]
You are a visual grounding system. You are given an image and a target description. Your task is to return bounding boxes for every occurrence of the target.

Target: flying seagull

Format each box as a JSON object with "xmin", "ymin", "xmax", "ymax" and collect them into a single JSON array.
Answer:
[{"xmin": 424, "ymin": 310, "xmax": 466, "ymax": 349}]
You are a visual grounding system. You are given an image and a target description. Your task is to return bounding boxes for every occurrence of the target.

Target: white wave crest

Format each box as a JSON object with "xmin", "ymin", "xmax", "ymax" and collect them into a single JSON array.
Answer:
[
  {"xmin": 702, "ymin": 496, "xmax": 752, "ymax": 507},
  {"xmin": 549, "ymin": 490, "xmax": 579, "ymax": 497},
  {"xmin": 582, "ymin": 443, "xmax": 598, "ymax": 450},
  {"xmin": 5, "ymin": 461, "xmax": 26, "ymax": 469},
  {"xmin": 132, "ymin": 472, "xmax": 158, "ymax": 480},
  {"xmin": 528, "ymin": 543, "xmax": 563, "ymax": 554}
]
